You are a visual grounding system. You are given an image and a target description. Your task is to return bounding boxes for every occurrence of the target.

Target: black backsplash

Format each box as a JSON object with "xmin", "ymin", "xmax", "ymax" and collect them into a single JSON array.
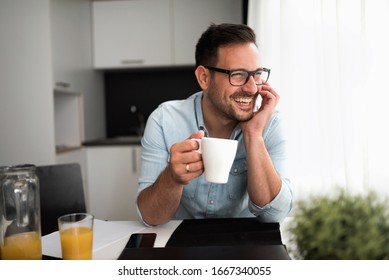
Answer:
[{"xmin": 104, "ymin": 66, "xmax": 201, "ymax": 137}]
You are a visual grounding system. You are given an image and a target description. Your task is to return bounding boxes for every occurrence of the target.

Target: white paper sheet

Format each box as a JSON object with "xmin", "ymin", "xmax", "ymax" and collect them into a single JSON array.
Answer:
[{"xmin": 42, "ymin": 219, "xmax": 145, "ymax": 259}]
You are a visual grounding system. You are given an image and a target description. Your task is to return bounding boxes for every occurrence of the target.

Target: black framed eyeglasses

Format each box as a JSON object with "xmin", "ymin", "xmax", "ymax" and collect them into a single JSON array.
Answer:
[{"xmin": 204, "ymin": 66, "xmax": 271, "ymax": 86}]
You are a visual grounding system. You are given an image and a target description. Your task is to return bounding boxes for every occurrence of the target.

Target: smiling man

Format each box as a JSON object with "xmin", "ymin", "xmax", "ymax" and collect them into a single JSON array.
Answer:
[{"xmin": 136, "ymin": 23, "xmax": 293, "ymax": 226}]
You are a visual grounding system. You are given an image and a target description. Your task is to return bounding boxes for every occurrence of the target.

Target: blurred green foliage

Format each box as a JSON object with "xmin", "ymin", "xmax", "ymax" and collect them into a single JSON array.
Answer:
[{"xmin": 288, "ymin": 189, "xmax": 389, "ymax": 259}]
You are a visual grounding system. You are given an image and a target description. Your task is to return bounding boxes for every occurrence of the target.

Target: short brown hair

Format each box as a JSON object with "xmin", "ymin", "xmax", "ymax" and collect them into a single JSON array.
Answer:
[{"xmin": 195, "ymin": 23, "xmax": 257, "ymax": 67}]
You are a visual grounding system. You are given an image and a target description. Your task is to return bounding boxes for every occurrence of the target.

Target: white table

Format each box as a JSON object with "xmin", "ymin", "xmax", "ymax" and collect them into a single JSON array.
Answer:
[
  {"xmin": 42, "ymin": 219, "xmax": 182, "ymax": 260},
  {"xmin": 93, "ymin": 220, "xmax": 182, "ymax": 259}
]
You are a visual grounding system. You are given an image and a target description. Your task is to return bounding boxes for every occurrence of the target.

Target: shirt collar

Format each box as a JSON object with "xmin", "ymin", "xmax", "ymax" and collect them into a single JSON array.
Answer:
[{"xmin": 194, "ymin": 91, "xmax": 209, "ymax": 136}]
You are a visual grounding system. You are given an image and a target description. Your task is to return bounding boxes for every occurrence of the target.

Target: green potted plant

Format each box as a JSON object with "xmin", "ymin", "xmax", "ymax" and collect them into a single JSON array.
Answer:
[{"xmin": 287, "ymin": 189, "xmax": 389, "ymax": 259}]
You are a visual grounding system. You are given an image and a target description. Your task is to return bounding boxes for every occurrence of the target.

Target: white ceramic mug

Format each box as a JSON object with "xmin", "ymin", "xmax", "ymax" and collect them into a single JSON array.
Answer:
[{"xmin": 192, "ymin": 137, "xmax": 238, "ymax": 184}]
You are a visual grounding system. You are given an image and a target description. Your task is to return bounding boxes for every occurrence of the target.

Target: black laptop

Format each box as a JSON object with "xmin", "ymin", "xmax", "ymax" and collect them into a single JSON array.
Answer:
[{"xmin": 118, "ymin": 218, "xmax": 291, "ymax": 260}]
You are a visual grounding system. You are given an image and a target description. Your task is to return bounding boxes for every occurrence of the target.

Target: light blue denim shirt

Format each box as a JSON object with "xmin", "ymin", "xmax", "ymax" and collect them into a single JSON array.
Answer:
[{"xmin": 137, "ymin": 91, "xmax": 293, "ymax": 223}]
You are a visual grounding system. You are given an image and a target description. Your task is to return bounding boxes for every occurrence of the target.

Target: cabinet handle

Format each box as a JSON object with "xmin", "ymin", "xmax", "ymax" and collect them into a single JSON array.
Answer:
[
  {"xmin": 55, "ymin": 81, "xmax": 70, "ymax": 88},
  {"xmin": 121, "ymin": 59, "xmax": 144, "ymax": 65},
  {"xmin": 132, "ymin": 148, "xmax": 137, "ymax": 173}
]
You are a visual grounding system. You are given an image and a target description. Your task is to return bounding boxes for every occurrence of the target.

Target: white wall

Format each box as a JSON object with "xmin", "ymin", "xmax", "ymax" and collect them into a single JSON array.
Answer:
[{"xmin": 0, "ymin": 0, "xmax": 56, "ymax": 166}]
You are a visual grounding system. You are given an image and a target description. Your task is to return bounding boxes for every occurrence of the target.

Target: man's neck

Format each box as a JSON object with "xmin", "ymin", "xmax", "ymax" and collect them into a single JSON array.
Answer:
[{"xmin": 201, "ymin": 95, "xmax": 238, "ymax": 139}]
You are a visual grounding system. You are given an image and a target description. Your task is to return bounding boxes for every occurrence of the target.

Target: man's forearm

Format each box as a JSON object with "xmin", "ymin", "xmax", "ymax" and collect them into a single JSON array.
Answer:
[
  {"xmin": 137, "ymin": 166, "xmax": 184, "ymax": 226},
  {"xmin": 245, "ymin": 136, "xmax": 281, "ymax": 207}
]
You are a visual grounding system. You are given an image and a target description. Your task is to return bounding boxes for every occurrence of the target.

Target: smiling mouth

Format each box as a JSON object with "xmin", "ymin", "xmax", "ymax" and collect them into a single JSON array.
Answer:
[{"xmin": 233, "ymin": 97, "xmax": 253, "ymax": 105}]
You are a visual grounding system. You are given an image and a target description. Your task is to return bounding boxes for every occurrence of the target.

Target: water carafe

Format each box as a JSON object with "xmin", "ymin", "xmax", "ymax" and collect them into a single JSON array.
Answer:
[{"xmin": 0, "ymin": 164, "xmax": 42, "ymax": 260}]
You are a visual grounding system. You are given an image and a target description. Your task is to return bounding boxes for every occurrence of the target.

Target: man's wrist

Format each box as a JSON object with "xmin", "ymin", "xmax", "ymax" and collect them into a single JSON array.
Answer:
[
  {"xmin": 164, "ymin": 164, "xmax": 185, "ymax": 189},
  {"xmin": 243, "ymin": 133, "xmax": 265, "ymax": 146}
]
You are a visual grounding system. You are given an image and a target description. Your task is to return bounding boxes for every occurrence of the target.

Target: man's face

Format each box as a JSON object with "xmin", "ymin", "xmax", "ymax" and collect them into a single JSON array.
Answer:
[{"xmin": 205, "ymin": 43, "xmax": 262, "ymax": 122}]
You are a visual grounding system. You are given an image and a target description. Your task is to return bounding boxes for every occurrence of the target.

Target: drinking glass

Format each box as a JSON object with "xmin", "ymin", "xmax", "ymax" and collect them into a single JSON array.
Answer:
[{"xmin": 58, "ymin": 213, "xmax": 94, "ymax": 260}]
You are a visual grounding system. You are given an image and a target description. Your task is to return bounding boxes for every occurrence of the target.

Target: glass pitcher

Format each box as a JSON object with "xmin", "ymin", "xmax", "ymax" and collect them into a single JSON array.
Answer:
[{"xmin": 0, "ymin": 164, "xmax": 42, "ymax": 260}]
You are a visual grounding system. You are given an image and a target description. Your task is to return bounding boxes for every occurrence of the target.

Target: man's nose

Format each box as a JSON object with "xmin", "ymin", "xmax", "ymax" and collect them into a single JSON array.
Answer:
[{"xmin": 241, "ymin": 75, "xmax": 258, "ymax": 93}]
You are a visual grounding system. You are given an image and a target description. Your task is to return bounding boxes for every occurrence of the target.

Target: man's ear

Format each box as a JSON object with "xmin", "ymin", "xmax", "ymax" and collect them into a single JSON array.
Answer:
[{"xmin": 195, "ymin": 65, "xmax": 210, "ymax": 90}]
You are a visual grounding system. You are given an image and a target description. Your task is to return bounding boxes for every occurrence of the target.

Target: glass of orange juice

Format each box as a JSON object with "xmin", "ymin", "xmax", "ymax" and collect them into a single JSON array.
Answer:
[{"xmin": 58, "ymin": 213, "xmax": 94, "ymax": 260}]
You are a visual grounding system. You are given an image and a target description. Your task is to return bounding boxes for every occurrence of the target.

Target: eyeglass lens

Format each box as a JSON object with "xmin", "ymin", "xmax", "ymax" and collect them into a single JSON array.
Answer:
[{"xmin": 230, "ymin": 70, "xmax": 269, "ymax": 86}]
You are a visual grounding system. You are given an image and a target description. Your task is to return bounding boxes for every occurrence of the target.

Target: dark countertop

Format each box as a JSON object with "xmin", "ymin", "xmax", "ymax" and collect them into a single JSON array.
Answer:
[{"xmin": 83, "ymin": 136, "xmax": 142, "ymax": 146}]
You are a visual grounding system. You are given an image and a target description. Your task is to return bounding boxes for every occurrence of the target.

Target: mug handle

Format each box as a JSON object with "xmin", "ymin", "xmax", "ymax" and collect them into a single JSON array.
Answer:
[{"xmin": 191, "ymin": 138, "xmax": 202, "ymax": 153}]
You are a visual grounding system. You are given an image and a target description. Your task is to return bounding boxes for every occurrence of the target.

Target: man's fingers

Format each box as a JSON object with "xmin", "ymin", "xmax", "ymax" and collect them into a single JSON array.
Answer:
[{"xmin": 189, "ymin": 130, "xmax": 205, "ymax": 140}]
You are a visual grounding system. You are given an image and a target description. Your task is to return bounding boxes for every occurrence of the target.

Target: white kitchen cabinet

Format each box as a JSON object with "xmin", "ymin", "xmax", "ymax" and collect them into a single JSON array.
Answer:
[
  {"xmin": 51, "ymin": 0, "xmax": 105, "ymax": 151},
  {"xmin": 92, "ymin": 0, "xmax": 243, "ymax": 69},
  {"xmin": 92, "ymin": 0, "xmax": 172, "ymax": 69},
  {"xmin": 85, "ymin": 146, "xmax": 142, "ymax": 221},
  {"xmin": 55, "ymin": 147, "xmax": 87, "ymax": 179},
  {"xmin": 172, "ymin": 0, "xmax": 243, "ymax": 65},
  {"xmin": 51, "ymin": 0, "xmax": 88, "ymax": 94}
]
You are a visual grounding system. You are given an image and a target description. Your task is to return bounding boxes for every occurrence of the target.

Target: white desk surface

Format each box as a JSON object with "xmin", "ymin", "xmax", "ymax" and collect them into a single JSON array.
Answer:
[
  {"xmin": 42, "ymin": 218, "xmax": 293, "ymax": 260},
  {"xmin": 94, "ymin": 220, "xmax": 182, "ymax": 260},
  {"xmin": 42, "ymin": 219, "xmax": 182, "ymax": 260}
]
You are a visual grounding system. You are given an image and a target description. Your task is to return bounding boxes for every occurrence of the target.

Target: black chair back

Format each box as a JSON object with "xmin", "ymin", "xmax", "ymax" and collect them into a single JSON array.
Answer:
[{"xmin": 36, "ymin": 163, "xmax": 86, "ymax": 235}]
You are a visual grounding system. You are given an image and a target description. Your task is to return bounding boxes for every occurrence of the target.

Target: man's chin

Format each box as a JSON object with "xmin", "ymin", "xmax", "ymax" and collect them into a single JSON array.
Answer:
[{"xmin": 235, "ymin": 112, "xmax": 254, "ymax": 122}]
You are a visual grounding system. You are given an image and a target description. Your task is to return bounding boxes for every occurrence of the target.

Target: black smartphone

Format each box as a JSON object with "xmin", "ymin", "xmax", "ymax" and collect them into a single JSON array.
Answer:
[{"xmin": 124, "ymin": 233, "xmax": 157, "ymax": 248}]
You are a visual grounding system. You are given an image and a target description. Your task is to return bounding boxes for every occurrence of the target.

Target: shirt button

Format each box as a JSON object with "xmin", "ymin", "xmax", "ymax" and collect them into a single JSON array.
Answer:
[
  {"xmin": 233, "ymin": 168, "xmax": 238, "ymax": 174},
  {"xmin": 209, "ymin": 200, "xmax": 214, "ymax": 204}
]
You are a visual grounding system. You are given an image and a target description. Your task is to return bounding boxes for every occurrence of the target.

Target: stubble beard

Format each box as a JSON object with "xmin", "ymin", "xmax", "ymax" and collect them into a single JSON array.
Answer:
[{"xmin": 207, "ymin": 82, "xmax": 257, "ymax": 123}]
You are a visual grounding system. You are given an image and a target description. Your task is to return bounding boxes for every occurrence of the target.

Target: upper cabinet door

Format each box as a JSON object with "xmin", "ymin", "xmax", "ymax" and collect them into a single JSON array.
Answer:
[
  {"xmin": 51, "ymin": 0, "xmax": 91, "ymax": 93},
  {"xmin": 92, "ymin": 0, "xmax": 172, "ymax": 69},
  {"xmin": 172, "ymin": 0, "xmax": 242, "ymax": 65}
]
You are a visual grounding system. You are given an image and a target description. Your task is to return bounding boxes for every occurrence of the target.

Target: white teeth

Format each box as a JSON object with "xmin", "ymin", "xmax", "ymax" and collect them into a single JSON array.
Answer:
[{"xmin": 234, "ymin": 97, "xmax": 252, "ymax": 104}]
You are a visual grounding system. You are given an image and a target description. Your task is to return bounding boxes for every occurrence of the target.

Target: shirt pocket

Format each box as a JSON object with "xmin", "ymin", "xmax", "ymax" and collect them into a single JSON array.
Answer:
[{"xmin": 227, "ymin": 159, "xmax": 247, "ymax": 199}]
